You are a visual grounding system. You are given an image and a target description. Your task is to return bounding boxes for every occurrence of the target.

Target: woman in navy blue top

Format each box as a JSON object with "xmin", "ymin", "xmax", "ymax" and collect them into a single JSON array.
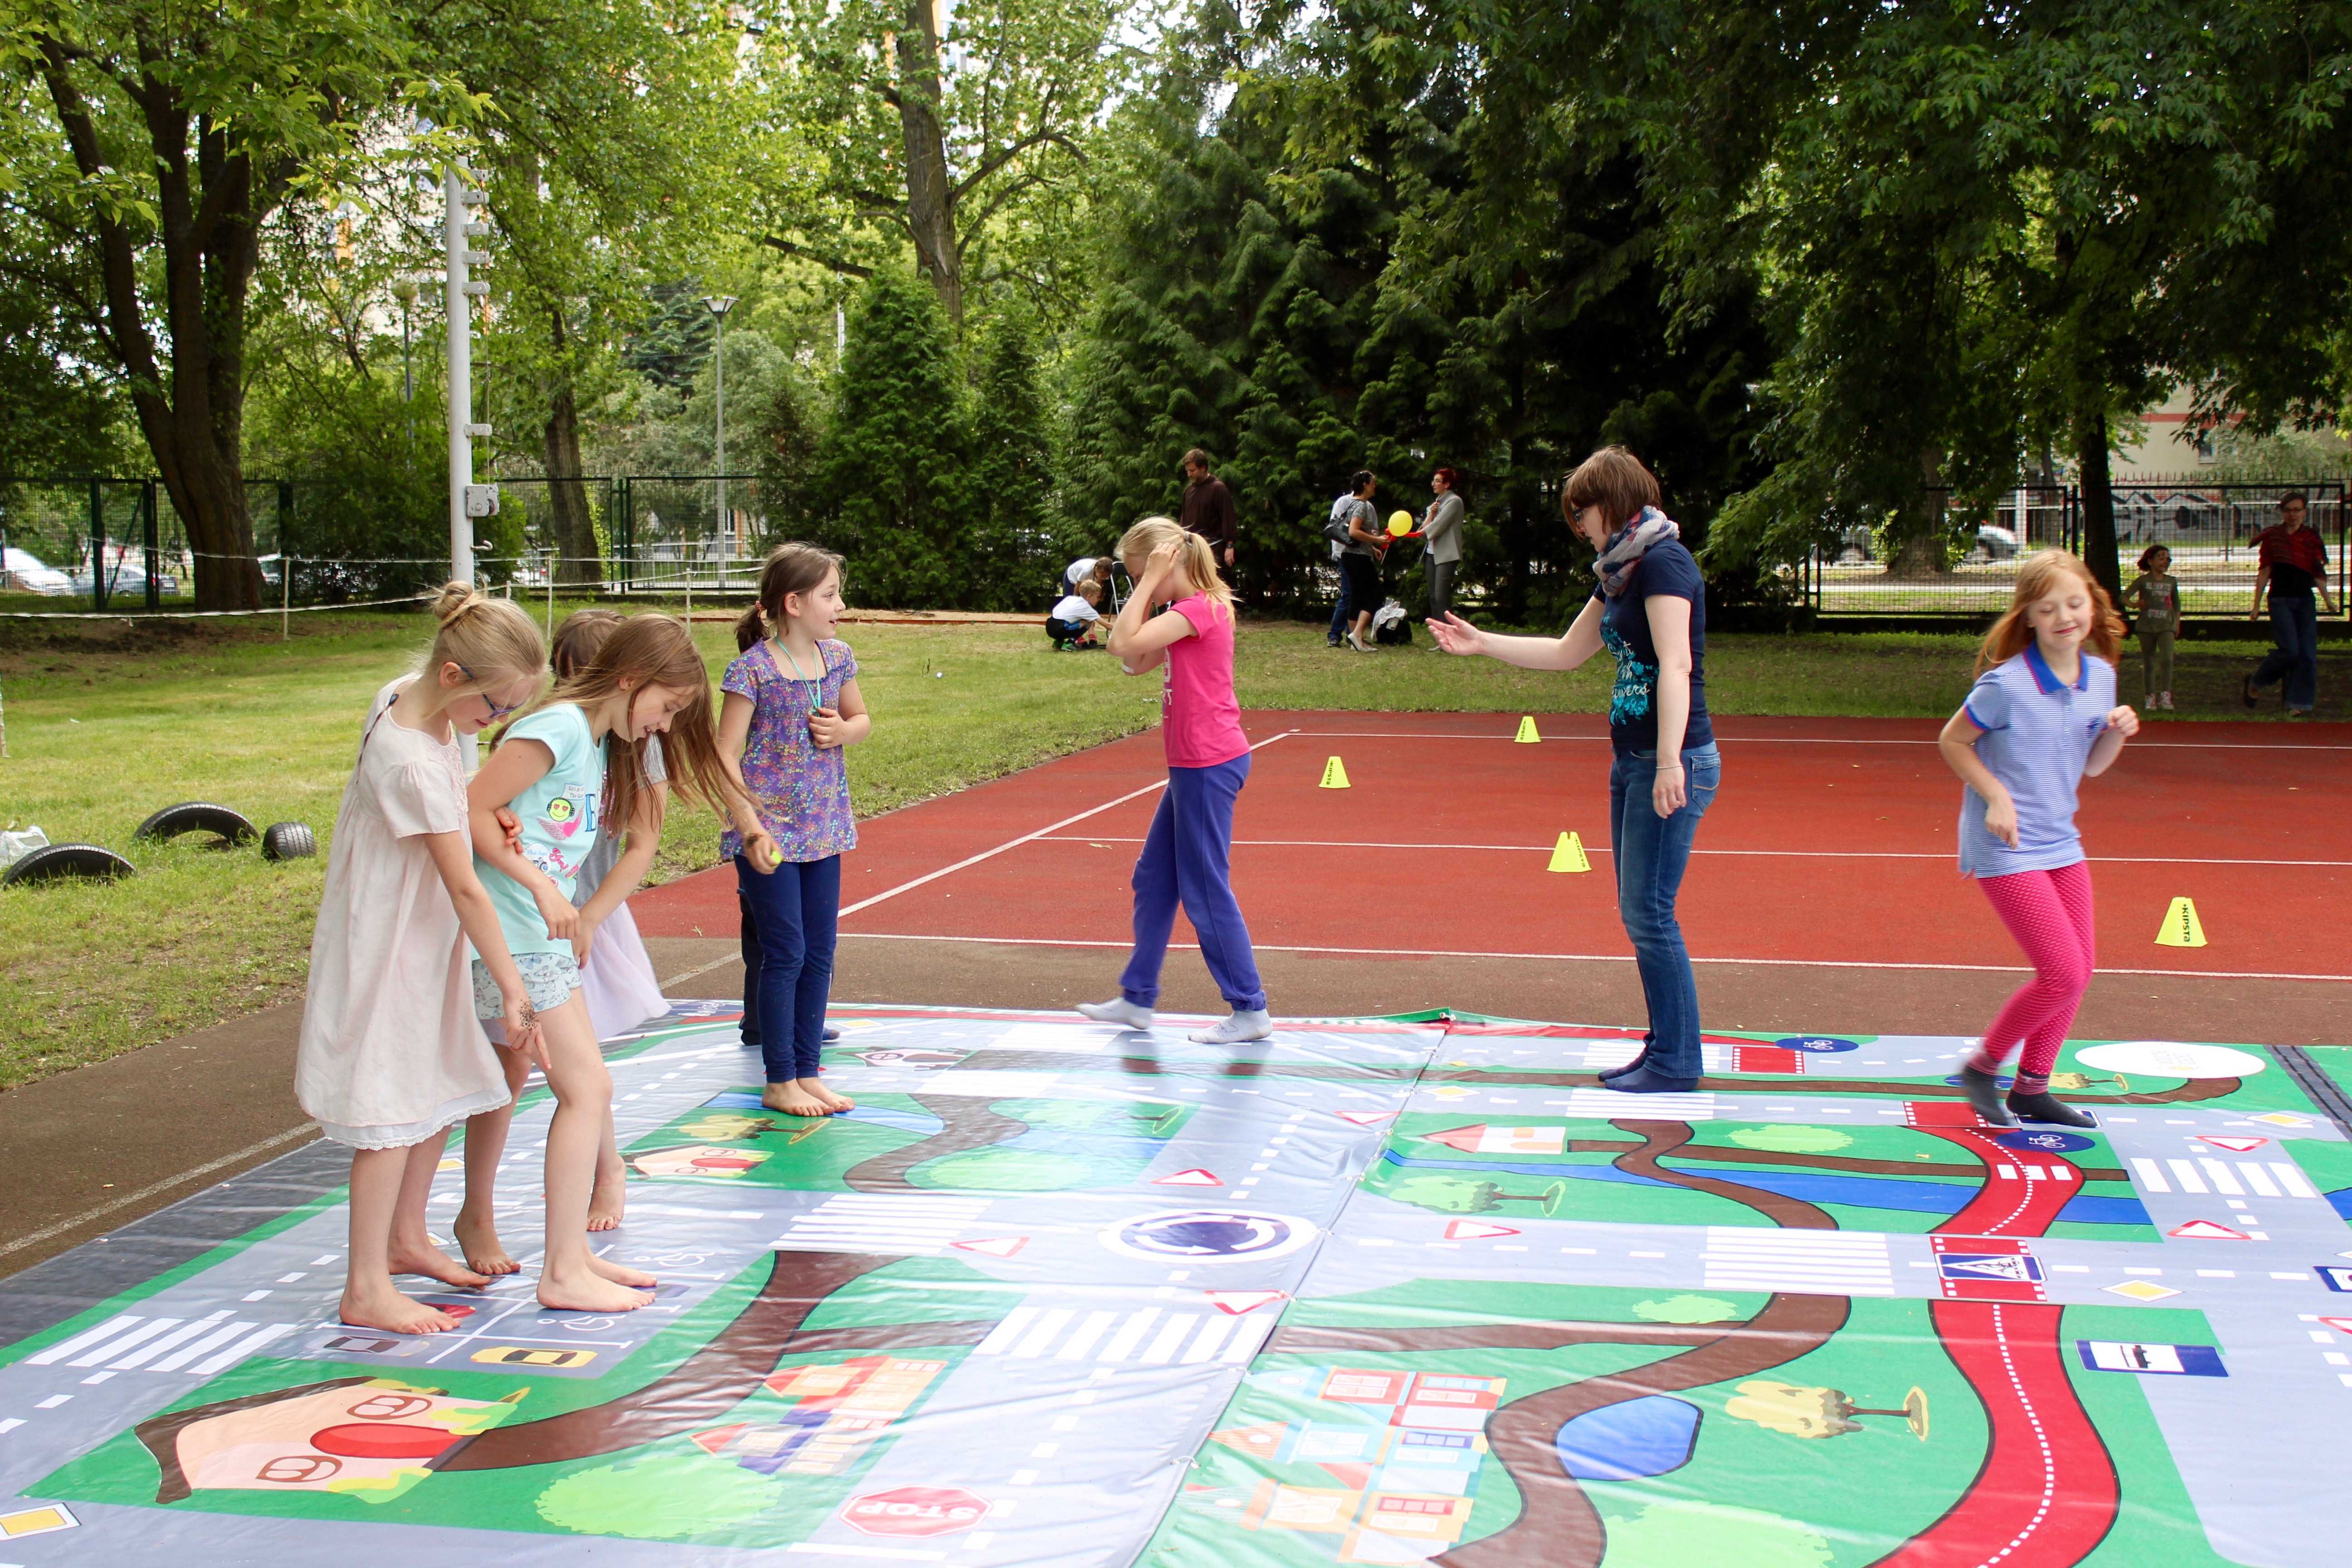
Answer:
[{"xmin": 1429, "ymin": 446, "xmax": 1720, "ymax": 1090}]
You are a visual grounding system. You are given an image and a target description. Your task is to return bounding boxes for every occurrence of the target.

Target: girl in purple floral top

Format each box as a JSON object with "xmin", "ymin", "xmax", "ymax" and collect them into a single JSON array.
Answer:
[{"xmin": 719, "ymin": 544, "xmax": 870, "ymax": 1117}]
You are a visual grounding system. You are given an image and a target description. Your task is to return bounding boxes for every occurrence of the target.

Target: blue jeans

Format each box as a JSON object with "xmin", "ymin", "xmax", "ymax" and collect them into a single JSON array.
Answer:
[
  {"xmin": 735, "ymin": 853, "xmax": 841, "ymax": 1082},
  {"xmin": 2254, "ymin": 595, "xmax": 2320, "ymax": 710},
  {"xmin": 1608, "ymin": 743, "xmax": 1721, "ymax": 1080},
  {"xmin": 1327, "ymin": 569, "xmax": 1353, "ymax": 642},
  {"xmin": 1120, "ymin": 755, "xmax": 1267, "ymax": 1011}
]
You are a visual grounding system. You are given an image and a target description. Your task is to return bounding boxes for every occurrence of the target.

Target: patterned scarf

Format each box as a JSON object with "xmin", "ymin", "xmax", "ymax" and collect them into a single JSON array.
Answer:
[{"xmin": 1593, "ymin": 506, "xmax": 1679, "ymax": 598}]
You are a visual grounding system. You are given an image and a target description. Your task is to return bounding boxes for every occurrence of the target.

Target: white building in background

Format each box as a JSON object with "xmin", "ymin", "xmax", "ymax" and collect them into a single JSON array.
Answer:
[{"xmin": 2112, "ymin": 385, "xmax": 2349, "ymax": 482}]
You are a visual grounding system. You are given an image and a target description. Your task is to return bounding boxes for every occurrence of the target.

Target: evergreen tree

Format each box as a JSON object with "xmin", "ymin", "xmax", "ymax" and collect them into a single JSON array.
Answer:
[
  {"xmin": 1059, "ymin": 5, "xmax": 1774, "ymax": 623},
  {"xmin": 813, "ymin": 270, "xmax": 972, "ymax": 607},
  {"xmin": 966, "ymin": 314, "xmax": 1055, "ymax": 601}
]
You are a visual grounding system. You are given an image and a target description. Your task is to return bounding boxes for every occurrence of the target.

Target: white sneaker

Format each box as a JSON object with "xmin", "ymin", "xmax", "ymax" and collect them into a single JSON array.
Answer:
[
  {"xmin": 2160, "ymin": 692, "xmax": 2175, "ymax": 710},
  {"xmin": 1077, "ymin": 998, "xmax": 1154, "ymax": 1030},
  {"xmin": 1191, "ymin": 1009, "xmax": 1274, "ymax": 1044}
]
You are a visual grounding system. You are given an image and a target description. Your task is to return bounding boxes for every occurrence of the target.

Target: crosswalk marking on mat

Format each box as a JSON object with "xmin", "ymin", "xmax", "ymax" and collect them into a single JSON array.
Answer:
[
  {"xmin": 21, "ymin": 1311, "xmax": 294, "ymax": 1377},
  {"xmin": 772, "ymin": 1194, "xmax": 993, "ymax": 1256},
  {"xmin": 1700, "ymin": 1228, "xmax": 1894, "ymax": 1296},
  {"xmin": 977, "ymin": 1303, "xmax": 1269, "ymax": 1367}
]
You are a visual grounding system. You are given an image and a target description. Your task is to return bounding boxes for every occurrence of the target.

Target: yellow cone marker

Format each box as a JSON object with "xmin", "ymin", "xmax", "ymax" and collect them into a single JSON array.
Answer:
[
  {"xmin": 1548, "ymin": 831, "xmax": 1591, "ymax": 873},
  {"xmin": 1515, "ymin": 715, "xmax": 1541, "ymax": 744},
  {"xmin": 1319, "ymin": 755, "xmax": 1351, "ymax": 789},
  {"xmin": 2155, "ymin": 896, "xmax": 2206, "ymax": 948}
]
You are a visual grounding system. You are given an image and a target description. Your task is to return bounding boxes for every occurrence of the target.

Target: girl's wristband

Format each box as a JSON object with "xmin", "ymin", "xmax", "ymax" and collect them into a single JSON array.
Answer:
[{"xmin": 1655, "ymin": 761, "xmax": 1684, "ymax": 773}]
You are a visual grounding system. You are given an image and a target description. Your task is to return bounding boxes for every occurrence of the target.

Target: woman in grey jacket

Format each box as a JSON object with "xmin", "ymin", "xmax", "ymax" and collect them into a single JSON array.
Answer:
[{"xmin": 1422, "ymin": 467, "xmax": 1465, "ymax": 617}]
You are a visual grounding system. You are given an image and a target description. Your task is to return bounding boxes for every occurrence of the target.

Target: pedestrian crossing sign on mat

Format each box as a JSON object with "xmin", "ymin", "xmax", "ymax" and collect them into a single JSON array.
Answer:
[
  {"xmin": 1937, "ymin": 1253, "xmax": 2046, "ymax": 1284},
  {"xmin": 2078, "ymin": 1341, "xmax": 2226, "ymax": 1377}
]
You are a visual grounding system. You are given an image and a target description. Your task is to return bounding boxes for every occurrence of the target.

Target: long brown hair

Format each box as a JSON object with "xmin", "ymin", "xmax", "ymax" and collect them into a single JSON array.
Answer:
[
  {"xmin": 736, "ymin": 542, "xmax": 847, "ymax": 652},
  {"xmin": 550, "ymin": 607, "xmax": 623, "ymax": 679},
  {"xmin": 498, "ymin": 613, "xmax": 744, "ymax": 835},
  {"xmin": 1976, "ymin": 550, "xmax": 2125, "ymax": 672}
]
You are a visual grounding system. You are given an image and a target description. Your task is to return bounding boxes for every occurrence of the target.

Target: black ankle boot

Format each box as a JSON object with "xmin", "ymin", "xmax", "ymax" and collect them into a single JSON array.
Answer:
[
  {"xmin": 1599, "ymin": 1035, "xmax": 1654, "ymax": 1082},
  {"xmin": 2007, "ymin": 1090, "xmax": 2095, "ymax": 1128},
  {"xmin": 1959, "ymin": 1065, "xmax": 2019, "ymax": 1127}
]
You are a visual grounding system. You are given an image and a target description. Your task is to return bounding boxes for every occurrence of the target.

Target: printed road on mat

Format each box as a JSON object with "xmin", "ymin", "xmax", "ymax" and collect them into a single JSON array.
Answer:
[{"xmin": 2, "ymin": 1008, "xmax": 2348, "ymax": 1566}]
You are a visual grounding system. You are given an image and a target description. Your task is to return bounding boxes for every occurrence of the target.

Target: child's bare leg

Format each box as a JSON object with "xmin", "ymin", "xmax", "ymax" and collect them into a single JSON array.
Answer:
[
  {"xmin": 455, "ymin": 1044, "xmax": 531, "ymax": 1274},
  {"xmin": 343, "ymin": 1146, "xmax": 458, "ymax": 1334},
  {"xmin": 588, "ymin": 1110, "xmax": 627, "ymax": 1231},
  {"xmin": 536, "ymin": 997, "xmax": 655, "ymax": 1310},
  {"xmin": 387, "ymin": 1127, "xmax": 490, "ymax": 1289}
]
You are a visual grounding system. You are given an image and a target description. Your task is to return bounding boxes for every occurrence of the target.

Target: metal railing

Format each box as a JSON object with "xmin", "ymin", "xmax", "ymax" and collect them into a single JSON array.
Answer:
[{"xmin": 1804, "ymin": 483, "xmax": 2347, "ymax": 617}]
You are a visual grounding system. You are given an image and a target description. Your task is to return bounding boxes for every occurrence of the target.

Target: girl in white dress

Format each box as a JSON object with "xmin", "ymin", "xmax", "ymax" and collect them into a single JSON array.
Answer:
[{"xmin": 294, "ymin": 584, "xmax": 549, "ymax": 1335}]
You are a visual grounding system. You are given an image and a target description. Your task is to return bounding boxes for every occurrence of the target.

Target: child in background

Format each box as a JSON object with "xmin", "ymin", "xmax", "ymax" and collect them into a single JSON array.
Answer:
[
  {"xmin": 1048, "ymin": 578, "xmax": 1107, "ymax": 650},
  {"xmin": 466, "ymin": 615, "xmax": 741, "ymax": 1309},
  {"xmin": 2122, "ymin": 545, "xmax": 2178, "ymax": 711},
  {"xmin": 1077, "ymin": 517, "xmax": 1273, "ymax": 1044},
  {"xmin": 1938, "ymin": 550, "xmax": 2138, "ymax": 1129},
  {"xmin": 721, "ymin": 543, "xmax": 870, "ymax": 1117},
  {"xmin": 294, "ymin": 583, "xmax": 548, "ymax": 1334}
]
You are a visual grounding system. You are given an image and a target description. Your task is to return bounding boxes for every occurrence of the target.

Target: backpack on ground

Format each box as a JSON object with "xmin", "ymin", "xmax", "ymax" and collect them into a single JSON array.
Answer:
[{"xmin": 1372, "ymin": 599, "xmax": 1412, "ymax": 645}]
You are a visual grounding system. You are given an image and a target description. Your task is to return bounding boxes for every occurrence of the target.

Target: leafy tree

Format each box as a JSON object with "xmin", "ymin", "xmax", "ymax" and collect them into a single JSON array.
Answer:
[
  {"xmin": 756, "ymin": 0, "xmax": 1126, "ymax": 327},
  {"xmin": 0, "ymin": 0, "xmax": 450, "ymax": 608},
  {"xmin": 812, "ymin": 268, "xmax": 974, "ymax": 606},
  {"xmin": 1059, "ymin": 3, "xmax": 1772, "ymax": 622},
  {"xmin": 966, "ymin": 313, "xmax": 1054, "ymax": 586}
]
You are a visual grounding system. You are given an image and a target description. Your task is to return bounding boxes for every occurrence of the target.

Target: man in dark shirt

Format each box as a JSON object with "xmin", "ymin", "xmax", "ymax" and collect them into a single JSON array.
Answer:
[
  {"xmin": 1180, "ymin": 450, "xmax": 1237, "ymax": 569},
  {"xmin": 2246, "ymin": 491, "xmax": 2337, "ymax": 716}
]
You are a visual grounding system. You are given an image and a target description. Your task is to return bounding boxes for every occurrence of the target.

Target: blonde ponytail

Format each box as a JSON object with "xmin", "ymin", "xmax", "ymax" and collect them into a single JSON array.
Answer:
[
  {"xmin": 416, "ymin": 581, "xmax": 546, "ymax": 705},
  {"xmin": 1117, "ymin": 517, "xmax": 1233, "ymax": 611}
]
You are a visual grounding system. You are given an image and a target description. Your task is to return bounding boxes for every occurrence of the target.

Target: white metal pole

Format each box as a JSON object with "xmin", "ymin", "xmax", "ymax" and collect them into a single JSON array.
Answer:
[
  {"xmin": 445, "ymin": 168, "xmax": 473, "ymax": 588},
  {"xmin": 714, "ymin": 307, "xmax": 725, "ymax": 598}
]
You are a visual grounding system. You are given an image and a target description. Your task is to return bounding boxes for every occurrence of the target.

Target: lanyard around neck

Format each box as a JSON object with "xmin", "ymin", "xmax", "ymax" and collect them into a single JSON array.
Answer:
[{"xmin": 771, "ymin": 636, "xmax": 823, "ymax": 707}]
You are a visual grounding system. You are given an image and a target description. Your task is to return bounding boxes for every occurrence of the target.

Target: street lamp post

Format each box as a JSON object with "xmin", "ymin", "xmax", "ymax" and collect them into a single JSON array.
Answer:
[
  {"xmin": 703, "ymin": 294, "xmax": 737, "ymax": 608},
  {"xmin": 391, "ymin": 276, "xmax": 418, "ymax": 439}
]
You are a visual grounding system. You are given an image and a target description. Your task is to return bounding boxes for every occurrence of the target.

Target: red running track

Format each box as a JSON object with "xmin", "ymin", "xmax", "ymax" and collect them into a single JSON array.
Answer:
[{"xmin": 634, "ymin": 711, "xmax": 2352, "ymax": 981}]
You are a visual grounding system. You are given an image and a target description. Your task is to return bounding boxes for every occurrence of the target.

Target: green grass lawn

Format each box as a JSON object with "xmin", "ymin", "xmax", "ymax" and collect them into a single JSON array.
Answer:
[{"xmin": 0, "ymin": 600, "xmax": 2337, "ymax": 1090}]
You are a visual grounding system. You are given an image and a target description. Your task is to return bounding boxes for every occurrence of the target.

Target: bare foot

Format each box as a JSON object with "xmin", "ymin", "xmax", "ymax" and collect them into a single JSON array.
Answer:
[
  {"xmin": 340, "ymin": 1284, "xmax": 457, "ymax": 1336},
  {"xmin": 538, "ymin": 1269, "xmax": 654, "ymax": 1313},
  {"xmin": 763, "ymin": 1083, "xmax": 836, "ymax": 1117},
  {"xmin": 801, "ymin": 1076, "xmax": 855, "ymax": 1113},
  {"xmin": 587, "ymin": 1250, "xmax": 657, "ymax": 1289},
  {"xmin": 387, "ymin": 1236, "xmax": 491, "ymax": 1291},
  {"xmin": 452, "ymin": 1209, "xmax": 520, "ymax": 1276},
  {"xmin": 587, "ymin": 1166, "xmax": 627, "ymax": 1232}
]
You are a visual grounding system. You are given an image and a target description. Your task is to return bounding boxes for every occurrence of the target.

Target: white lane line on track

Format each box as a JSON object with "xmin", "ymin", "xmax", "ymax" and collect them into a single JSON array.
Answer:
[
  {"xmin": 1032, "ymin": 834, "xmax": 2352, "ymax": 868},
  {"xmin": 834, "ymin": 930, "xmax": 2352, "ymax": 984},
  {"xmin": 1286, "ymin": 730, "xmax": 2352, "ymax": 751},
  {"xmin": 833, "ymin": 730, "xmax": 1298, "ymax": 920}
]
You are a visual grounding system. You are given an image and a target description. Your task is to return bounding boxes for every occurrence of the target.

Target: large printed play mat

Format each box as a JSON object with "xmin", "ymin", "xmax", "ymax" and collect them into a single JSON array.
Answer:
[{"xmin": 3, "ymin": 1004, "xmax": 2350, "ymax": 1566}]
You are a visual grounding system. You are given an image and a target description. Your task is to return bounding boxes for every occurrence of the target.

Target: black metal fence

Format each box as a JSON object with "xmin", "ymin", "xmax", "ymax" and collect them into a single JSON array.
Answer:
[{"xmin": 1803, "ymin": 482, "xmax": 2347, "ymax": 617}]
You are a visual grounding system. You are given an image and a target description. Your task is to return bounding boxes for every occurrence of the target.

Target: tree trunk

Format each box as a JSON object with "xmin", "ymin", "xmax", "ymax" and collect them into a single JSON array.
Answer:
[
  {"xmin": 1885, "ymin": 444, "xmax": 1950, "ymax": 578},
  {"xmin": 539, "ymin": 296, "xmax": 602, "ymax": 589},
  {"xmin": 895, "ymin": 1, "xmax": 964, "ymax": 326},
  {"xmin": 2073, "ymin": 403, "xmax": 2121, "ymax": 601}
]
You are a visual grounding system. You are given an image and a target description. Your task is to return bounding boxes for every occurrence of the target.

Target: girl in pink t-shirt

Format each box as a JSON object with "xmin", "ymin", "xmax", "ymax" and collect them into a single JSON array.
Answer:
[{"xmin": 1077, "ymin": 517, "xmax": 1272, "ymax": 1044}]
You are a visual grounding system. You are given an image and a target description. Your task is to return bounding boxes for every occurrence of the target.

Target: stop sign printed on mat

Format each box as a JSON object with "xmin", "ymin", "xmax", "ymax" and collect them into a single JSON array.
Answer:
[{"xmin": 842, "ymin": 1486, "xmax": 991, "ymax": 1538}]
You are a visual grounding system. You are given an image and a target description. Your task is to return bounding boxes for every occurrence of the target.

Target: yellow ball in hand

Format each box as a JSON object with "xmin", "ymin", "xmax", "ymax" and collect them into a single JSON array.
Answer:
[{"xmin": 767, "ymin": 845, "xmax": 784, "ymax": 866}]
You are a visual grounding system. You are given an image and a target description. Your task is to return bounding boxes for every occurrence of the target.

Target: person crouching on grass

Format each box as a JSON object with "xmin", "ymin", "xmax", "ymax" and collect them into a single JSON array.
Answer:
[
  {"xmin": 1075, "ymin": 517, "xmax": 1274, "ymax": 1044},
  {"xmin": 1938, "ymin": 550, "xmax": 2137, "ymax": 1129},
  {"xmin": 1048, "ymin": 577, "xmax": 1107, "ymax": 650}
]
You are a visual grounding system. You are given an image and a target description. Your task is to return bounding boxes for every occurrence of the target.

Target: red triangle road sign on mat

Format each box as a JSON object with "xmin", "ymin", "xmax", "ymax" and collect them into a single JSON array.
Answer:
[
  {"xmin": 1154, "ymin": 1168, "xmax": 1223, "ymax": 1187},
  {"xmin": 1445, "ymin": 1220, "xmax": 1519, "ymax": 1240},
  {"xmin": 1204, "ymin": 1291, "xmax": 1287, "ymax": 1316},
  {"xmin": 2167, "ymin": 1220, "xmax": 2252, "ymax": 1240},
  {"xmin": 951, "ymin": 1236, "xmax": 1028, "ymax": 1258}
]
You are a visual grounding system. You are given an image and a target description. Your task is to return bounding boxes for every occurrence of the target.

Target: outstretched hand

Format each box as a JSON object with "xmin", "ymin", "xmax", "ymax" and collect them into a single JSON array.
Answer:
[{"xmin": 1425, "ymin": 612, "xmax": 1486, "ymax": 657}]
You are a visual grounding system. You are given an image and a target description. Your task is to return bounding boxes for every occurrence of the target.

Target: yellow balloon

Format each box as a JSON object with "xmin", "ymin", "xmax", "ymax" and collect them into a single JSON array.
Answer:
[{"xmin": 1387, "ymin": 510, "xmax": 1414, "ymax": 536}]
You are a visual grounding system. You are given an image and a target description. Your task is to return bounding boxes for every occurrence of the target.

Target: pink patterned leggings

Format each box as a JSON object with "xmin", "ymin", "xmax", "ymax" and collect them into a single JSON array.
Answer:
[{"xmin": 1965, "ymin": 862, "xmax": 2096, "ymax": 1095}]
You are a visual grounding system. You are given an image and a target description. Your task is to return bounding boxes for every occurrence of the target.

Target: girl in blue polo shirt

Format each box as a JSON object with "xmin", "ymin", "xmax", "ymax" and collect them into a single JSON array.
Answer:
[{"xmin": 1938, "ymin": 550, "xmax": 2138, "ymax": 1129}]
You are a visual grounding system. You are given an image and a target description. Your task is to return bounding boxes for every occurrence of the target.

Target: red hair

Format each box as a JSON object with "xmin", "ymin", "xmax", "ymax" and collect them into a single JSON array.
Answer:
[{"xmin": 1976, "ymin": 551, "xmax": 2125, "ymax": 673}]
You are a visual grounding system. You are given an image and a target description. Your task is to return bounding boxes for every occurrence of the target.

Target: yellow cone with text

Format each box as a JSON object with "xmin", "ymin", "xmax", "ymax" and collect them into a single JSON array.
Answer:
[
  {"xmin": 2155, "ymin": 897, "xmax": 2206, "ymax": 948},
  {"xmin": 1515, "ymin": 715, "xmax": 1541, "ymax": 743},
  {"xmin": 1548, "ymin": 832, "xmax": 1591, "ymax": 873},
  {"xmin": 1319, "ymin": 755, "xmax": 1351, "ymax": 790}
]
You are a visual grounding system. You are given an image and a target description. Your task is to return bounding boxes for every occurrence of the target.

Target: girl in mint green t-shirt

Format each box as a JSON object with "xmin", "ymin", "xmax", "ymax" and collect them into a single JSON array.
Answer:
[{"xmin": 466, "ymin": 613, "xmax": 743, "ymax": 1314}]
